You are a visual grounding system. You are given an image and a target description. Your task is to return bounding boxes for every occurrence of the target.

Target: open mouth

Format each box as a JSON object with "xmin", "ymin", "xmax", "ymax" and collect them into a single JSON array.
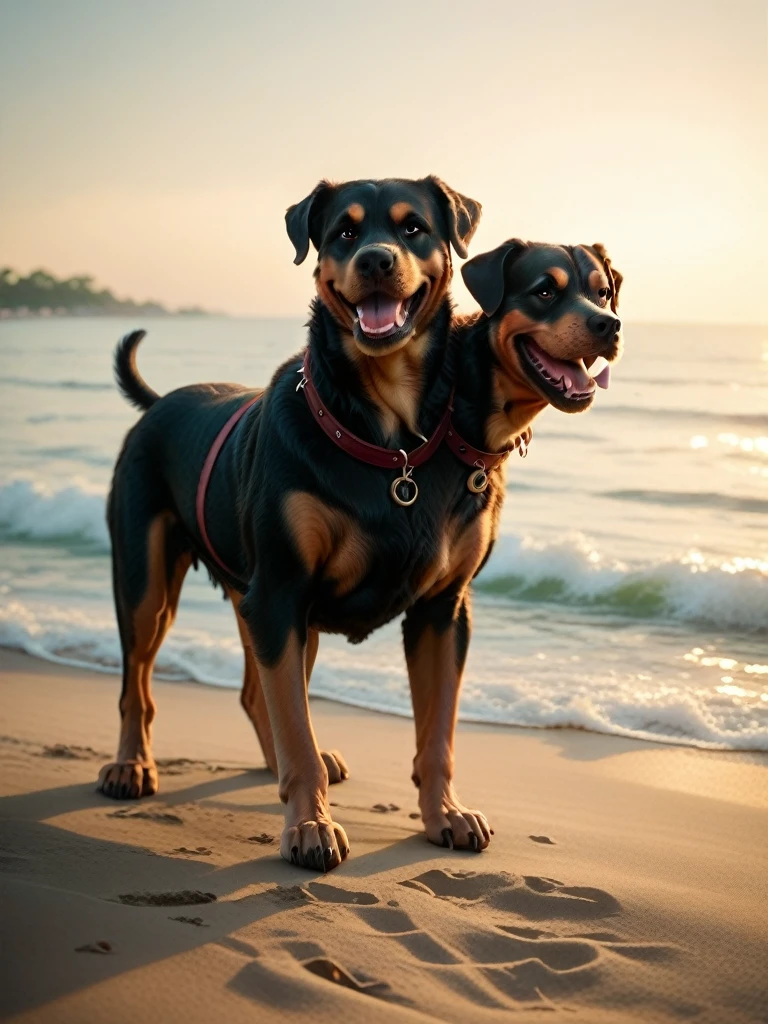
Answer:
[
  {"xmin": 516, "ymin": 336, "xmax": 611, "ymax": 410},
  {"xmin": 346, "ymin": 283, "xmax": 429, "ymax": 346}
]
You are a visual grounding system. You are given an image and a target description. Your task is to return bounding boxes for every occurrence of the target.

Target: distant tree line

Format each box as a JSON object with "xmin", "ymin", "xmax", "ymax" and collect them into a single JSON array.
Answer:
[{"xmin": 0, "ymin": 268, "xmax": 207, "ymax": 317}]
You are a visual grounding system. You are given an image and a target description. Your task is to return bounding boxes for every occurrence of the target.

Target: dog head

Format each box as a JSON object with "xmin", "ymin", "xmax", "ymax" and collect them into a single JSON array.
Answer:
[
  {"xmin": 287, "ymin": 177, "xmax": 481, "ymax": 356},
  {"xmin": 462, "ymin": 240, "xmax": 623, "ymax": 413}
]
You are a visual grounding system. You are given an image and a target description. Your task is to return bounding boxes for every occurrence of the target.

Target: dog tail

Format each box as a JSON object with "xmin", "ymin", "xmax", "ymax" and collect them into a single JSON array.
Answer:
[{"xmin": 113, "ymin": 329, "xmax": 160, "ymax": 411}]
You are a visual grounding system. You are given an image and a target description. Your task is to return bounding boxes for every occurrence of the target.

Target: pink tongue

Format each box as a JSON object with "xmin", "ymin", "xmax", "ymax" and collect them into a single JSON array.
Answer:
[
  {"xmin": 593, "ymin": 364, "xmax": 611, "ymax": 389},
  {"xmin": 357, "ymin": 294, "xmax": 404, "ymax": 334}
]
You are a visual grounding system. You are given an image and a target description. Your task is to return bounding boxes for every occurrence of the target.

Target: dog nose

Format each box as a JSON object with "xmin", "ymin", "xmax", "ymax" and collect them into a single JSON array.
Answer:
[
  {"xmin": 356, "ymin": 246, "xmax": 395, "ymax": 279},
  {"xmin": 588, "ymin": 313, "xmax": 621, "ymax": 341}
]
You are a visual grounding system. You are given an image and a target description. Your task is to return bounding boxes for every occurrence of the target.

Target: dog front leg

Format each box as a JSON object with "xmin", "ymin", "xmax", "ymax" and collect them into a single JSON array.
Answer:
[
  {"xmin": 242, "ymin": 585, "xmax": 349, "ymax": 870},
  {"xmin": 231, "ymin": 591, "xmax": 349, "ymax": 783},
  {"xmin": 402, "ymin": 588, "xmax": 491, "ymax": 851}
]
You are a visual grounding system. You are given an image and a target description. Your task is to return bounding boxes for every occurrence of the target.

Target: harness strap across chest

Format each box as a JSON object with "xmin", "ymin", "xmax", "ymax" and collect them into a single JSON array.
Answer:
[{"xmin": 195, "ymin": 395, "xmax": 261, "ymax": 577}]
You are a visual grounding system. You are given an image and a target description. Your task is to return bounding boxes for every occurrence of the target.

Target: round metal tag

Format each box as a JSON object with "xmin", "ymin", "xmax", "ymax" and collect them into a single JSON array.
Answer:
[
  {"xmin": 467, "ymin": 469, "xmax": 488, "ymax": 493},
  {"xmin": 391, "ymin": 475, "xmax": 418, "ymax": 506}
]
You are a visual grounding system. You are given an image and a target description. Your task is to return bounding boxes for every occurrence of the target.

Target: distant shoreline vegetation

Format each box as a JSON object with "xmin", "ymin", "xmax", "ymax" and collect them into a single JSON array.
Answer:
[{"xmin": 0, "ymin": 268, "xmax": 210, "ymax": 318}]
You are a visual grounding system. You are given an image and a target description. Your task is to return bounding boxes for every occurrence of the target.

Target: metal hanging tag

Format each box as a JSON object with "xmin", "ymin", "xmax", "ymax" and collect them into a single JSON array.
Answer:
[
  {"xmin": 391, "ymin": 450, "xmax": 418, "ymax": 506},
  {"xmin": 467, "ymin": 460, "xmax": 488, "ymax": 493}
]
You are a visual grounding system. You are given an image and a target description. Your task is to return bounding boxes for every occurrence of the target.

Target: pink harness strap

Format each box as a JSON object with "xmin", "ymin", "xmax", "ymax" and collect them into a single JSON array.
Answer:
[{"xmin": 195, "ymin": 395, "xmax": 261, "ymax": 577}]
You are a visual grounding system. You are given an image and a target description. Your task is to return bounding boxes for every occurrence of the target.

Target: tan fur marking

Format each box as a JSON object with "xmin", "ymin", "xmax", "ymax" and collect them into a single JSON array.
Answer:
[
  {"xmin": 588, "ymin": 268, "xmax": 608, "ymax": 293},
  {"xmin": 228, "ymin": 588, "xmax": 278, "ymax": 773},
  {"xmin": 108, "ymin": 512, "xmax": 191, "ymax": 777},
  {"xmin": 483, "ymin": 314, "xmax": 550, "ymax": 449},
  {"xmin": 284, "ymin": 491, "xmax": 369, "ymax": 595},
  {"xmin": 415, "ymin": 486, "xmax": 504, "ymax": 602},
  {"xmin": 317, "ymin": 256, "xmax": 357, "ymax": 332},
  {"xmin": 424, "ymin": 508, "xmax": 495, "ymax": 601},
  {"xmin": 390, "ymin": 201, "xmax": 415, "ymax": 224},
  {"xmin": 347, "ymin": 203, "xmax": 365, "ymax": 223},
  {"xmin": 547, "ymin": 266, "xmax": 569, "ymax": 290},
  {"xmin": 352, "ymin": 337, "xmax": 430, "ymax": 439}
]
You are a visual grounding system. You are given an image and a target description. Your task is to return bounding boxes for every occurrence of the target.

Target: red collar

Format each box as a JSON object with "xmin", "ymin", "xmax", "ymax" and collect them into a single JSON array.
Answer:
[
  {"xmin": 299, "ymin": 356, "xmax": 452, "ymax": 470},
  {"xmin": 298, "ymin": 353, "xmax": 528, "ymax": 504}
]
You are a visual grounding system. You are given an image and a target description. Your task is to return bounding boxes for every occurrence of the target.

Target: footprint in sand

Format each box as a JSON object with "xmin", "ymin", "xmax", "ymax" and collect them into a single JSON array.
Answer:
[
  {"xmin": 389, "ymin": 868, "xmax": 676, "ymax": 1007},
  {"xmin": 529, "ymin": 834, "xmax": 556, "ymax": 844},
  {"xmin": 41, "ymin": 743, "xmax": 101, "ymax": 760},
  {"xmin": 108, "ymin": 808, "xmax": 183, "ymax": 825},
  {"xmin": 246, "ymin": 869, "xmax": 678, "ymax": 1016},
  {"xmin": 115, "ymin": 890, "xmax": 217, "ymax": 907},
  {"xmin": 75, "ymin": 940, "xmax": 112, "ymax": 954},
  {"xmin": 400, "ymin": 868, "xmax": 621, "ymax": 920},
  {"xmin": 306, "ymin": 882, "xmax": 379, "ymax": 905},
  {"xmin": 247, "ymin": 833, "xmax": 275, "ymax": 845},
  {"xmin": 303, "ymin": 958, "xmax": 394, "ymax": 999},
  {"xmin": 172, "ymin": 846, "xmax": 212, "ymax": 857}
]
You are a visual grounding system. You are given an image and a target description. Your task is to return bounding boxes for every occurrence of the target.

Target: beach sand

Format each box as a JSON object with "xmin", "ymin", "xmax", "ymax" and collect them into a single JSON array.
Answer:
[{"xmin": 1, "ymin": 647, "xmax": 766, "ymax": 1023}]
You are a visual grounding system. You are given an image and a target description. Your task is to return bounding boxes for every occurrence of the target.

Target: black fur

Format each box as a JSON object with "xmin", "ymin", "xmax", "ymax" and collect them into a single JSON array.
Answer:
[{"xmin": 113, "ymin": 330, "xmax": 159, "ymax": 411}]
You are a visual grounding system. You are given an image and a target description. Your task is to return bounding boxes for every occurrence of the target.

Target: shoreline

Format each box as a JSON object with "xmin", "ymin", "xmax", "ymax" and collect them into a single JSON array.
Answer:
[
  {"xmin": 2, "ymin": 637, "xmax": 767, "ymax": 755},
  {"xmin": 1, "ymin": 646, "xmax": 767, "ymax": 1021}
]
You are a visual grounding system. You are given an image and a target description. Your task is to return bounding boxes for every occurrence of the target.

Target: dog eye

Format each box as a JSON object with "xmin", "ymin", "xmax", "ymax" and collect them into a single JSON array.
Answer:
[
  {"xmin": 404, "ymin": 222, "xmax": 422, "ymax": 237},
  {"xmin": 340, "ymin": 227, "xmax": 357, "ymax": 241},
  {"xmin": 597, "ymin": 287, "xmax": 611, "ymax": 306},
  {"xmin": 535, "ymin": 288, "xmax": 554, "ymax": 300}
]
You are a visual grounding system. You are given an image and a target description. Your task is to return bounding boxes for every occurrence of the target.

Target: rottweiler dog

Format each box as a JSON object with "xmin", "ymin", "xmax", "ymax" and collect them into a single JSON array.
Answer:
[
  {"xmin": 100, "ymin": 176, "xmax": 483, "ymax": 869},
  {"xmin": 101, "ymin": 197, "xmax": 622, "ymax": 871},
  {"xmin": 455, "ymin": 238, "xmax": 623, "ymax": 442}
]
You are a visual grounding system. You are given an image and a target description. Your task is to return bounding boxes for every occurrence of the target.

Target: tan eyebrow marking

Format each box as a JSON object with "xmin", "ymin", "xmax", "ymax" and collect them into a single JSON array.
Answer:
[
  {"xmin": 390, "ymin": 202, "xmax": 416, "ymax": 224},
  {"xmin": 546, "ymin": 266, "xmax": 569, "ymax": 289},
  {"xmin": 588, "ymin": 268, "xmax": 609, "ymax": 292},
  {"xmin": 346, "ymin": 203, "xmax": 365, "ymax": 223}
]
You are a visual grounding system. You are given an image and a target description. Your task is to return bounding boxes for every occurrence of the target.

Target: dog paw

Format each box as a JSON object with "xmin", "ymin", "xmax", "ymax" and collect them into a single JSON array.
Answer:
[
  {"xmin": 421, "ymin": 804, "xmax": 492, "ymax": 852},
  {"xmin": 321, "ymin": 749, "xmax": 350, "ymax": 785},
  {"xmin": 97, "ymin": 760, "xmax": 158, "ymax": 800},
  {"xmin": 280, "ymin": 819, "xmax": 350, "ymax": 872}
]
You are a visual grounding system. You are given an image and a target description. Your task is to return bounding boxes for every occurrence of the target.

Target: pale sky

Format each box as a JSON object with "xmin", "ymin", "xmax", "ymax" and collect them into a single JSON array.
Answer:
[{"xmin": 1, "ymin": 0, "xmax": 766, "ymax": 323}]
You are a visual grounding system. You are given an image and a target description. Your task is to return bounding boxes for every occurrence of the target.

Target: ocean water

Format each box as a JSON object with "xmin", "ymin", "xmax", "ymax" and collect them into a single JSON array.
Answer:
[{"xmin": 1, "ymin": 316, "xmax": 767, "ymax": 751}]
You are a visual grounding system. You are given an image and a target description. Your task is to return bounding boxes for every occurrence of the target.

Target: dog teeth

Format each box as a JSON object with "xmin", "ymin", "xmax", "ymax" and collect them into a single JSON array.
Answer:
[{"xmin": 395, "ymin": 306, "xmax": 407, "ymax": 328}]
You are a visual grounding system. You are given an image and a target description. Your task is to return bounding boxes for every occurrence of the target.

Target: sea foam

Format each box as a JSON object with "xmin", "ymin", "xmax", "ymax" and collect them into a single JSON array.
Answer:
[{"xmin": 1, "ymin": 599, "xmax": 765, "ymax": 752}]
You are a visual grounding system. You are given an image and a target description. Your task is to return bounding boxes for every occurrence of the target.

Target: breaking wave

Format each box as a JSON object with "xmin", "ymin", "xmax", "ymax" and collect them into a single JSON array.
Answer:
[
  {"xmin": 0, "ymin": 478, "xmax": 109, "ymax": 550},
  {"xmin": 2, "ymin": 478, "xmax": 766, "ymax": 632},
  {"xmin": 477, "ymin": 534, "xmax": 768, "ymax": 632}
]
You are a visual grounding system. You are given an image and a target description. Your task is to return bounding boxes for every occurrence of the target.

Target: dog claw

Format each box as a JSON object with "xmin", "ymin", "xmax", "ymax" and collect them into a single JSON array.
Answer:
[
  {"xmin": 442, "ymin": 828, "xmax": 454, "ymax": 850},
  {"xmin": 468, "ymin": 833, "xmax": 479, "ymax": 852}
]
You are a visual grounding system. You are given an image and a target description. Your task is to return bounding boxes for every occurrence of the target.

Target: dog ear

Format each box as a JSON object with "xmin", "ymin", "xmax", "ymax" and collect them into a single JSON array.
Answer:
[
  {"xmin": 426, "ymin": 176, "xmax": 482, "ymax": 259},
  {"xmin": 591, "ymin": 242, "xmax": 623, "ymax": 313},
  {"xmin": 285, "ymin": 181, "xmax": 333, "ymax": 266},
  {"xmin": 461, "ymin": 239, "xmax": 526, "ymax": 316}
]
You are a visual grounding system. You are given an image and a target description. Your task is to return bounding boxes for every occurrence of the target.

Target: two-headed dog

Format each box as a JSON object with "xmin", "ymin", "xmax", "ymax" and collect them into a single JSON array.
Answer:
[{"xmin": 101, "ymin": 175, "xmax": 622, "ymax": 871}]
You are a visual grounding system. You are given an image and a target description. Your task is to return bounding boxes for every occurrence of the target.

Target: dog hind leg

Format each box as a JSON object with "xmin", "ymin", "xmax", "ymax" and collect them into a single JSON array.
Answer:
[{"xmin": 98, "ymin": 507, "xmax": 191, "ymax": 799}]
